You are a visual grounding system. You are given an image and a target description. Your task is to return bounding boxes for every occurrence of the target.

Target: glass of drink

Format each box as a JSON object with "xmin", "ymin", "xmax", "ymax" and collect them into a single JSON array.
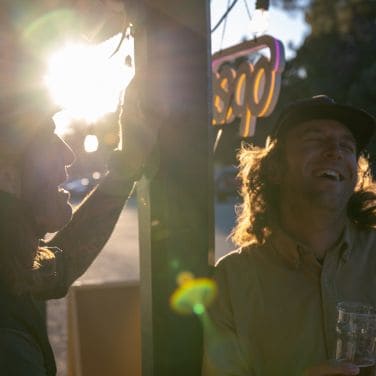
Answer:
[{"xmin": 336, "ymin": 302, "xmax": 376, "ymax": 376}]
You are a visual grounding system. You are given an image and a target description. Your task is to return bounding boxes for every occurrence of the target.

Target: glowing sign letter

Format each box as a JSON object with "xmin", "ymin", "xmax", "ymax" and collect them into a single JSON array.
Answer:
[
  {"xmin": 212, "ymin": 66, "xmax": 236, "ymax": 125},
  {"xmin": 212, "ymin": 35, "xmax": 285, "ymax": 137}
]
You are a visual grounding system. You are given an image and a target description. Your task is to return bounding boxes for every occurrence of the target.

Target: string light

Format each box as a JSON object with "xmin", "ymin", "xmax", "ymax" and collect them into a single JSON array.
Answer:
[
  {"xmin": 252, "ymin": 0, "xmax": 270, "ymax": 36},
  {"xmin": 211, "ymin": 0, "xmax": 270, "ymax": 37},
  {"xmin": 255, "ymin": 0, "xmax": 270, "ymax": 10}
]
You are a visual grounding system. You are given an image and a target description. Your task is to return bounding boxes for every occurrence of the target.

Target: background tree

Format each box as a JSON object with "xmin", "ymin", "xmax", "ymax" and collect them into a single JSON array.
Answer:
[
  {"xmin": 278, "ymin": 0, "xmax": 376, "ymax": 112},
  {"xmin": 275, "ymin": 0, "xmax": 376, "ymax": 163}
]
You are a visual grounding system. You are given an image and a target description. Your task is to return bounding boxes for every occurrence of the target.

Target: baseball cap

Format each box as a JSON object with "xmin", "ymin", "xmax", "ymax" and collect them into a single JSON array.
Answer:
[{"xmin": 272, "ymin": 95, "xmax": 376, "ymax": 154}]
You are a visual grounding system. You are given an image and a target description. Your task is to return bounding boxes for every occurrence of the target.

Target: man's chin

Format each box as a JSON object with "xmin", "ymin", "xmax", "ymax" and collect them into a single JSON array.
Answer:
[{"xmin": 310, "ymin": 191, "xmax": 350, "ymax": 211}]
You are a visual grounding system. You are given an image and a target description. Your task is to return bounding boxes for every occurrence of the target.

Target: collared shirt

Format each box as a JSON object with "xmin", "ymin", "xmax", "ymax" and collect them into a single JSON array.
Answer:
[{"xmin": 202, "ymin": 221, "xmax": 376, "ymax": 376}]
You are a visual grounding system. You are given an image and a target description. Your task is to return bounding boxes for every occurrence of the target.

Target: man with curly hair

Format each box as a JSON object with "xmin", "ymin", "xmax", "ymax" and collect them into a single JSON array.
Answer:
[{"xmin": 203, "ymin": 95, "xmax": 376, "ymax": 376}]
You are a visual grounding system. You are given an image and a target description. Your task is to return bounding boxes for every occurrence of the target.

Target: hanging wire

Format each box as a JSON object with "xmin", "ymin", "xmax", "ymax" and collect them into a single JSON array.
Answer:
[
  {"xmin": 219, "ymin": 0, "xmax": 232, "ymax": 50},
  {"xmin": 211, "ymin": 0, "xmax": 240, "ymax": 33},
  {"xmin": 243, "ymin": 0, "xmax": 253, "ymax": 21},
  {"xmin": 212, "ymin": 0, "xmax": 242, "ymax": 152}
]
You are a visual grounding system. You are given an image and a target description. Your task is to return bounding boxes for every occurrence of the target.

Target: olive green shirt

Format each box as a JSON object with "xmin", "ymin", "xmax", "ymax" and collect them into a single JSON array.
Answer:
[{"xmin": 203, "ymin": 221, "xmax": 376, "ymax": 375}]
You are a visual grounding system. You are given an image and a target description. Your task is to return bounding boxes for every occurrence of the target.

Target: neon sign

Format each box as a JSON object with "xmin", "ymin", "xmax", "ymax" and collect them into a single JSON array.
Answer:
[{"xmin": 212, "ymin": 35, "xmax": 285, "ymax": 137}]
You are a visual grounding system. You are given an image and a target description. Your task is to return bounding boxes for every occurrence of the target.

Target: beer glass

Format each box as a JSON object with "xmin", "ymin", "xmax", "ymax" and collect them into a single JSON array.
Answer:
[{"xmin": 336, "ymin": 302, "xmax": 376, "ymax": 376}]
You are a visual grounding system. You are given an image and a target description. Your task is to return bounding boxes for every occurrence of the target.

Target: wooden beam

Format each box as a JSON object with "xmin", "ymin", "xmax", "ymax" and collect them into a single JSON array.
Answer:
[{"xmin": 135, "ymin": 1, "xmax": 213, "ymax": 374}]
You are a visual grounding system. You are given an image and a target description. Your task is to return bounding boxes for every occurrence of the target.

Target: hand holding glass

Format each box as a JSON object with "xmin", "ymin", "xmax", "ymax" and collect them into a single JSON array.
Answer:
[{"xmin": 336, "ymin": 302, "xmax": 376, "ymax": 376}]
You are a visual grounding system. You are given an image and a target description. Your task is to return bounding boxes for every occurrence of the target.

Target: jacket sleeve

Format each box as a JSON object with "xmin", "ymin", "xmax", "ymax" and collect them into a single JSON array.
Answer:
[
  {"xmin": 0, "ymin": 328, "xmax": 48, "ymax": 375},
  {"xmin": 32, "ymin": 173, "xmax": 136, "ymax": 300},
  {"xmin": 33, "ymin": 171, "xmax": 137, "ymax": 299}
]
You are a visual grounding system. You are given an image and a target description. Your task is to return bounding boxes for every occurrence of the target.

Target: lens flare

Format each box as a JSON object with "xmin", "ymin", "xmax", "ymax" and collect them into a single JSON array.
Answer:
[{"xmin": 170, "ymin": 273, "xmax": 217, "ymax": 316}]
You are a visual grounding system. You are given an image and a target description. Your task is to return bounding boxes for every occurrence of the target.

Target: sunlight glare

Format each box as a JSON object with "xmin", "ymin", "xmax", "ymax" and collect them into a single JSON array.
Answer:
[
  {"xmin": 45, "ymin": 32, "xmax": 135, "ymax": 130},
  {"xmin": 53, "ymin": 110, "xmax": 74, "ymax": 136},
  {"xmin": 84, "ymin": 134, "xmax": 99, "ymax": 153}
]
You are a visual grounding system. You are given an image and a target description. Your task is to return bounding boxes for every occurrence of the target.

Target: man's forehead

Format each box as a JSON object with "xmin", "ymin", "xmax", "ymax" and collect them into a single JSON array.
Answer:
[{"xmin": 288, "ymin": 119, "xmax": 356, "ymax": 141}]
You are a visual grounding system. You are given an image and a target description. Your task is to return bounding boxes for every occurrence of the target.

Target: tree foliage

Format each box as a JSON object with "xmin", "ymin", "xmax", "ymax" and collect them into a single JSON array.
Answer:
[
  {"xmin": 280, "ymin": 0, "xmax": 376, "ymax": 115},
  {"xmin": 271, "ymin": 0, "xmax": 376, "ymax": 160}
]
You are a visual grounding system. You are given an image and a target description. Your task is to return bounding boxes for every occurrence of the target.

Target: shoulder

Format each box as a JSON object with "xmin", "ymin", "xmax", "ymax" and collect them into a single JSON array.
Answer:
[
  {"xmin": 215, "ymin": 244, "xmax": 262, "ymax": 269},
  {"xmin": 213, "ymin": 245, "xmax": 263, "ymax": 286},
  {"xmin": 350, "ymin": 223, "xmax": 376, "ymax": 247},
  {"xmin": 345, "ymin": 223, "xmax": 376, "ymax": 263},
  {"xmin": 210, "ymin": 246, "xmax": 266, "ymax": 317}
]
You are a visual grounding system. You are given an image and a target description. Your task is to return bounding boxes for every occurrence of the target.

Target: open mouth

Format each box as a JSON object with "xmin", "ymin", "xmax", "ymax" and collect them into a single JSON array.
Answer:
[{"xmin": 315, "ymin": 169, "xmax": 344, "ymax": 182}]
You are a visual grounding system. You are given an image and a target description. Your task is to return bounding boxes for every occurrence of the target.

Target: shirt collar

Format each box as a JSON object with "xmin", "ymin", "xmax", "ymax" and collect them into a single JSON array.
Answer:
[
  {"xmin": 267, "ymin": 219, "xmax": 355, "ymax": 268},
  {"xmin": 268, "ymin": 223, "xmax": 305, "ymax": 268}
]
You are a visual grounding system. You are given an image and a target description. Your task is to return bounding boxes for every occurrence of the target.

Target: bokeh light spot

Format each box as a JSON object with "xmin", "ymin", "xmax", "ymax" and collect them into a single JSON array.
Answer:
[
  {"xmin": 170, "ymin": 276, "xmax": 217, "ymax": 316},
  {"xmin": 170, "ymin": 259, "xmax": 180, "ymax": 270},
  {"xmin": 193, "ymin": 303, "xmax": 205, "ymax": 315}
]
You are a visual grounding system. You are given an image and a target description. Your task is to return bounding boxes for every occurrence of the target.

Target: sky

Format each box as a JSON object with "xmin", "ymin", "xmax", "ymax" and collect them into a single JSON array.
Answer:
[{"xmin": 210, "ymin": 0, "xmax": 310, "ymax": 60}]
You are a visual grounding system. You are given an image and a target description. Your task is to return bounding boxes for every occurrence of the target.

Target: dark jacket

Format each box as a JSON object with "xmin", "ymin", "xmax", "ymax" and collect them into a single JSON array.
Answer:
[
  {"xmin": 0, "ymin": 286, "xmax": 56, "ymax": 376},
  {"xmin": 0, "ymin": 192, "xmax": 68, "ymax": 376}
]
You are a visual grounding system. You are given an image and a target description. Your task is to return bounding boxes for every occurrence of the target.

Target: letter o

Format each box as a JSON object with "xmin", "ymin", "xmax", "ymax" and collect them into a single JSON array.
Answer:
[{"xmin": 248, "ymin": 56, "xmax": 275, "ymax": 117}]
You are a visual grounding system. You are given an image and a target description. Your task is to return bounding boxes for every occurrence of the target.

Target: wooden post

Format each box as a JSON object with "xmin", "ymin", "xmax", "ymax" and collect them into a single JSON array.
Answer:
[{"xmin": 135, "ymin": 1, "xmax": 213, "ymax": 374}]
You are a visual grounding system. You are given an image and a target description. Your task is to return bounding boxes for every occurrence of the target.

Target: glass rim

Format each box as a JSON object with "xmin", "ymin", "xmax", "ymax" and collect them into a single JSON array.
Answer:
[{"xmin": 337, "ymin": 301, "xmax": 376, "ymax": 316}]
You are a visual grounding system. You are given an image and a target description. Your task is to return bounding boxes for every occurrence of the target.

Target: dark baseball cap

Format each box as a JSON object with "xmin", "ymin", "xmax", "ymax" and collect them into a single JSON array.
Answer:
[{"xmin": 272, "ymin": 95, "xmax": 376, "ymax": 154}]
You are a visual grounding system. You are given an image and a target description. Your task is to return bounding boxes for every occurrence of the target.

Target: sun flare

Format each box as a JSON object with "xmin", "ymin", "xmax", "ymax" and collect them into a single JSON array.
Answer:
[{"xmin": 45, "ymin": 32, "xmax": 134, "ymax": 135}]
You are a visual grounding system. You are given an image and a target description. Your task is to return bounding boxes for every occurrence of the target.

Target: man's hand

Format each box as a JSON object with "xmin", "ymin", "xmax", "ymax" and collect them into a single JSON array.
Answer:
[
  {"xmin": 118, "ymin": 76, "xmax": 163, "ymax": 177},
  {"xmin": 303, "ymin": 361, "xmax": 359, "ymax": 376}
]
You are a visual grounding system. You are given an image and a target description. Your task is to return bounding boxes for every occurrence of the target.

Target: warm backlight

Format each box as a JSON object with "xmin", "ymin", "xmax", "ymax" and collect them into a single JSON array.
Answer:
[{"xmin": 45, "ymin": 32, "xmax": 134, "ymax": 135}]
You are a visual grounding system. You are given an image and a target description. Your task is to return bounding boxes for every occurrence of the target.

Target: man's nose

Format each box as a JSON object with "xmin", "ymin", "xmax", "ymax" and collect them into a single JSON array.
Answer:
[
  {"xmin": 60, "ymin": 138, "xmax": 76, "ymax": 167},
  {"xmin": 322, "ymin": 141, "xmax": 343, "ymax": 159}
]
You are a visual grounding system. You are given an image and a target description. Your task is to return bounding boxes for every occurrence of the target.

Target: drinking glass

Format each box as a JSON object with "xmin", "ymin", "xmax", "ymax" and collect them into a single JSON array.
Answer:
[{"xmin": 336, "ymin": 302, "xmax": 376, "ymax": 376}]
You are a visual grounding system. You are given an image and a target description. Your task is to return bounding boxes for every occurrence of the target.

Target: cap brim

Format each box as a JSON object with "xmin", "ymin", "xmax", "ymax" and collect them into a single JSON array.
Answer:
[{"xmin": 273, "ymin": 103, "xmax": 376, "ymax": 154}]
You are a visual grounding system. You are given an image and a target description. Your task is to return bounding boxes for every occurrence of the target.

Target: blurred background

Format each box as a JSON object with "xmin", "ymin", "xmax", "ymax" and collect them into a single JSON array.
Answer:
[
  {"xmin": 22, "ymin": 0, "xmax": 376, "ymax": 210},
  {"xmin": 211, "ymin": 0, "xmax": 376, "ymax": 170}
]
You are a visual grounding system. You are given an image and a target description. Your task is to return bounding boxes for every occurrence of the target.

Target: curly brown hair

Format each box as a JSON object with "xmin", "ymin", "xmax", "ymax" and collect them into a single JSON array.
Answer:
[{"xmin": 231, "ymin": 139, "xmax": 376, "ymax": 247}]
